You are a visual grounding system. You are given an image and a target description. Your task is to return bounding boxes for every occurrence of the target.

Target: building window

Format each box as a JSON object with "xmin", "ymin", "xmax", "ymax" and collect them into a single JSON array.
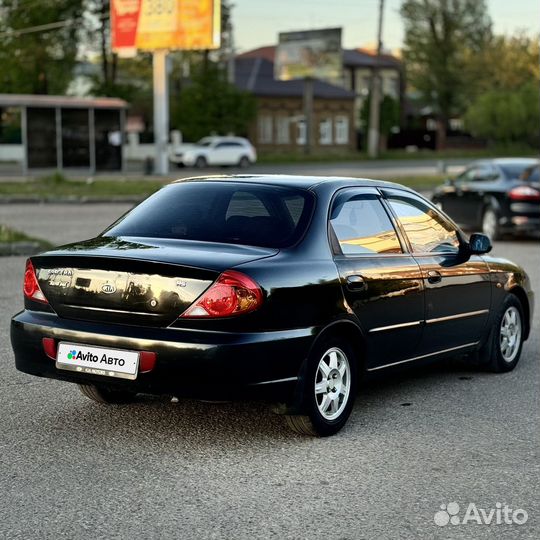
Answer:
[
  {"xmin": 335, "ymin": 116, "xmax": 349, "ymax": 145},
  {"xmin": 383, "ymin": 75, "xmax": 400, "ymax": 99},
  {"xmin": 276, "ymin": 117, "xmax": 290, "ymax": 144},
  {"xmin": 296, "ymin": 119, "xmax": 306, "ymax": 145},
  {"xmin": 319, "ymin": 118, "xmax": 333, "ymax": 145},
  {"xmin": 258, "ymin": 116, "xmax": 273, "ymax": 144}
]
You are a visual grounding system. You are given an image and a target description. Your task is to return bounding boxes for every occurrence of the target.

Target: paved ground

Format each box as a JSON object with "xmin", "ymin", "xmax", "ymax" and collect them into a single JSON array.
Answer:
[{"xmin": 0, "ymin": 204, "xmax": 538, "ymax": 539}]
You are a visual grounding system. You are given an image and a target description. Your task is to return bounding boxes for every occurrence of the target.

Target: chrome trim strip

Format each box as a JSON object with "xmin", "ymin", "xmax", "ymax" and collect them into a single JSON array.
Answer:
[
  {"xmin": 61, "ymin": 304, "xmax": 162, "ymax": 317},
  {"xmin": 250, "ymin": 376, "xmax": 299, "ymax": 386},
  {"xmin": 367, "ymin": 341, "xmax": 480, "ymax": 372},
  {"xmin": 426, "ymin": 309, "xmax": 489, "ymax": 325},
  {"xmin": 369, "ymin": 320, "xmax": 423, "ymax": 333}
]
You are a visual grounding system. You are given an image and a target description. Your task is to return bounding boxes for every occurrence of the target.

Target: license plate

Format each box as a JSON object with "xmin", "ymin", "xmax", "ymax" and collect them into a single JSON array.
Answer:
[{"xmin": 56, "ymin": 342, "xmax": 139, "ymax": 380}]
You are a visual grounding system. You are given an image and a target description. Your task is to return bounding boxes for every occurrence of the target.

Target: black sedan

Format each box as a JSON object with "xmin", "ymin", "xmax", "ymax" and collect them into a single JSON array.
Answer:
[
  {"xmin": 11, "ymin": 176, "xmax": 534, "ymax": 436},
  {"xmin": 432, "ymin": 158, "xmax": 540, "ymax": 240}
]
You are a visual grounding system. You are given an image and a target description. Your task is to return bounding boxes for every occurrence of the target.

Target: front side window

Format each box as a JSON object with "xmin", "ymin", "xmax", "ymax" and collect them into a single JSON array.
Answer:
[
  {"xmin": 386, "ymin": 193, "xmax": 460, "ymax": 254},
  {"xmin": 330, "ymin": 194, "xmax": 402, "ymax": 255}
]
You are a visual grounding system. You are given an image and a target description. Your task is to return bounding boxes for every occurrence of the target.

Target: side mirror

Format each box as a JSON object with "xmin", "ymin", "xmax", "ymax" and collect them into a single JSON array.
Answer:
[{"xmin": 469, "ymin": 233, "xmax": 492, "ymax": 255}]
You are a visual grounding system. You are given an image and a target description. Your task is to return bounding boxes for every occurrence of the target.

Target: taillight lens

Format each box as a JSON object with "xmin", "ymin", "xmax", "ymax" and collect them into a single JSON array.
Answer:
[
  {"xmin": 509, "ymin": 186, "xmax": 540, "ymax": 201},
  {"xmin": 23, "ymin": 260, "xmax": 48, "ymax": 303},
  {"xmin": 181, "ymin": 270, "xmax": 263, "ymax": 318}
]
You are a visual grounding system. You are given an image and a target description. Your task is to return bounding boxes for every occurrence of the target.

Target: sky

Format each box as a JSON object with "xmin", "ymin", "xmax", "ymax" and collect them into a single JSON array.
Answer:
[{"xmin": 233, "ymin": 0, "xmax": 539, "ymax": 54}]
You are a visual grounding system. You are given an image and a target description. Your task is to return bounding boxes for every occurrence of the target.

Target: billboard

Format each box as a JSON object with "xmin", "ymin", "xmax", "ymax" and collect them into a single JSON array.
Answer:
[
  {"xmin": 111, "ymin": 0, "xmax": 221, "ymax": 54},
  {"xmin": 275, "ymin": 28, "xmax": 342, "ymax": 85}
]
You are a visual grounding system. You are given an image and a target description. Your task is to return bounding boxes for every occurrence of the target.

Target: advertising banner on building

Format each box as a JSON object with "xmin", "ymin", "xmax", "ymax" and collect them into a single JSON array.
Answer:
[
  {"xmin": 111, "ymin": 0, "xmax": 221, "ymax": 54},
  {"xmin": 275, "ymin": 28, "xmax": 343, "ymax": 85}
]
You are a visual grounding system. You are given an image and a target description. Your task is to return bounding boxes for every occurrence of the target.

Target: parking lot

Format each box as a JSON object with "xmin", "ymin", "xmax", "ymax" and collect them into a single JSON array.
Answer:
[{"xmin": 0, "ymin": 203, "xmax": 538, "ymax": 540}]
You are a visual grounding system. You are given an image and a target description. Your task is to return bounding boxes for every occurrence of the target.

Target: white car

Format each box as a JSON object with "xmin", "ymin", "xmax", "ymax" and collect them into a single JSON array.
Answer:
[{"xmin": 172, "ymin": 136, "xmax": 257, "ymax": 168}]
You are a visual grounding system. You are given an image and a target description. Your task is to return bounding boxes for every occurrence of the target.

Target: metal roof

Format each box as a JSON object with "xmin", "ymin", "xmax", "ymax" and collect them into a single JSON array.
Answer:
[
  {"xmin": 235, "ymin": 58, "xmax": 355, "ymax": 100},
  {"xmin": 0, "ymin": 94, "xmax": 128, "ymax": 109}
]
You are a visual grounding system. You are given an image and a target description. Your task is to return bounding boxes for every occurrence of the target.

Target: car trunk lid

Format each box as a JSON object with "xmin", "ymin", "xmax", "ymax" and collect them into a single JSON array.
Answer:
[{"xmin": 32, "ymin": 236, "xmax": 277, "ymax": 327}]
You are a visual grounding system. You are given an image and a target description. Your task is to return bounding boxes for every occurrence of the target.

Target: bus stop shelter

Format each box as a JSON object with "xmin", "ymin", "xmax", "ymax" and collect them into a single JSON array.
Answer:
[{"xmin": 0, "ymin": 94, "xmax": 128, "ymax": 174}]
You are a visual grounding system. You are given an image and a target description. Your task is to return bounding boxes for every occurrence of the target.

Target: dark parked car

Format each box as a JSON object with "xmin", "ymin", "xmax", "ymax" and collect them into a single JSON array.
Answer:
[
  {"xmin": 432, "ymin": 158, "xmax": 540, "ymax": 240},
  {"xmin": 11, "ymin": 176, "xmax": 534, "ymax": 436}
]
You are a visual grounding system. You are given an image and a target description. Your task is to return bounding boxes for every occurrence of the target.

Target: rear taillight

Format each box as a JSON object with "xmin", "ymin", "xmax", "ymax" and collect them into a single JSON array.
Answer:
[
  {"xmin": 23, "ymin": 260, "xmax": 48, "ymax": 303},
  {"xmin": 180, "ymin": 270, "xmax": 263, "ymax": 318},
  {"xmin": 509, "ymin": 186, "xmax": 540, "ymax": 201}
]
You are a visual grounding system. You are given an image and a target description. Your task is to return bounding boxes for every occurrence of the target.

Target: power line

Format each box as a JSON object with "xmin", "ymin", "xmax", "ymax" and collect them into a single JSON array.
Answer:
[{"xmin": 0, "ymin": 11, "xmax": 109, "ymax": 39}]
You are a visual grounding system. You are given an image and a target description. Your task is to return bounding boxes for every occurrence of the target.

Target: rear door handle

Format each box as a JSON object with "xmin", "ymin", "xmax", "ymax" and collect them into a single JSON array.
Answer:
[
  {"xmin": 346, "ymin": 275, "xmax": 367, "ymax": 291},
  {"xmin": 427, "ymin": 270, "xmax": 442, "ymax": 284}
]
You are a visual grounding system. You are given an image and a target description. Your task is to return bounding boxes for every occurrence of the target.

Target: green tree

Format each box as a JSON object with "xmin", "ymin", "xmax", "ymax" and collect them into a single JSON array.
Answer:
[
  {"xmin": 0, "ymin": 0, "xmax": 83, "ymax": 94},
  {"xmin": 465, "ymin": 82, "xmax": 540, "ymax": 144},
  {"xmin": 360, "ymin": 94, "xmax": 400, "ymax": 150},
  {"xmin": 171, "ymin": 62, "xmax": 256, "ymax": 142},
  {"xmin": 463, "ymin": 32, "xmax": 540, "ymax": 96},
  {"xmin": 400, "ymin": 0, "xmax": 492, "ymax": 148}
]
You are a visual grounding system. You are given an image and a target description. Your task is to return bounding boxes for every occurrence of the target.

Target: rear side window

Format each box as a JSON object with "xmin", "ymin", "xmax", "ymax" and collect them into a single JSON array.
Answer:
[
  {"xmin": 104, "ymin": 182, "xmax": 314, "ymax": 249},
  {"xmin": 501, "ymin": 163, "xmax": 540, "ymax": 182},
  {"xmin": 330, "ymin": 194, "xmax": 402, "ymax": 255}
]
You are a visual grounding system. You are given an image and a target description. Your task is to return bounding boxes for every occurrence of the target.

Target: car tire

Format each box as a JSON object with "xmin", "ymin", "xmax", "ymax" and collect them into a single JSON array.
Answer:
[
  {"xmin": 194, "ymin": 156, "xmax": 207, "ymax": 169},
  {"xmin": 482, "ymin": 207, "xmax": 501, "ymax": 241},
  {"xmin": 476, "ymin": 295, "xmax": 525, "ymax": 373},
  {"xmin": 285, "ymin": 337, "xmax": 358, "ymax": 437},
  {"xmin": 78, "ymin": 384, "xmax": 137, "ymax": 404},
  {"xmin": 238, "ymin": 156, "xmax": 250, "ymax": 168}
]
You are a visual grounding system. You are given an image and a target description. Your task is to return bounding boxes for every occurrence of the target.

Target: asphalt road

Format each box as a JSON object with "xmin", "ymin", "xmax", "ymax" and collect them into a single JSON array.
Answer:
[{"xmin": 0, "ymin": 204, "xmax": 538, "ymax": 540}]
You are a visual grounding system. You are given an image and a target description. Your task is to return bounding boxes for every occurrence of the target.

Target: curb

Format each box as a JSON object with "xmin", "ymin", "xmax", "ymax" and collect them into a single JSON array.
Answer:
[
  {"xmin": 0, "ymin": 242, "xmax": 46, "ymax": 256},
  {"xmin": 0, "ymin": 196, "xmax": 143, "ymax": 204}
]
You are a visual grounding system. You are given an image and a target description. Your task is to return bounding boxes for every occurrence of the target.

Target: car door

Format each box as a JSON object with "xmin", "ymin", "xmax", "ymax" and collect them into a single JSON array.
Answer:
[
  {"xmin": 382, "ymin": 188, "xmax": 491, "ymax": 356},
  {"xmin": 330, "ymin": 188, "xmax": 425, "ymax": 370},
  {"xmin": 208, "ymin": 142, "xmax": 229, "ymax": 165},
  {"xmin": 440, "ymin": 166, "xmax": 484, "ymax": 224},
  {"xmin": 458, "ymin": 163, "xmax": 501, "ymax": 226}
]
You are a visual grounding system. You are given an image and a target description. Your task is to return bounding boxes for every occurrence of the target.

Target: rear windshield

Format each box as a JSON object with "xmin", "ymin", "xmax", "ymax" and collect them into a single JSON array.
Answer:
[
  {"xmin": 104, "ymin": 182, "xmax": 314, "ymax": 249},
  {"xmin": 501, "ymin": 163, "xmax": 540, "ymax": 182}
]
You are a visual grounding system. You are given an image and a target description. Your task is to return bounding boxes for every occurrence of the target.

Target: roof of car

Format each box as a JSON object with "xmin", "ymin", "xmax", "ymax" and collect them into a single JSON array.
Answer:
[{"xmin": 173, "ymin": 174, "xmax": 411, "ymax": 192}]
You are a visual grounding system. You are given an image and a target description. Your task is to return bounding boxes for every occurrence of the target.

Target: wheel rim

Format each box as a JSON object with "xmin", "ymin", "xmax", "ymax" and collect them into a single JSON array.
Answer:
[
  {"xmin": 314, "ymin": 347, "xmax": 351, "ymax": 421},
  {"xmin": 500, "ymin": 306, "xmax": 522, "ymax": 363},
  {"xmin": 482, "ymin": 210, "xmax": 497, "ymax": 239}
]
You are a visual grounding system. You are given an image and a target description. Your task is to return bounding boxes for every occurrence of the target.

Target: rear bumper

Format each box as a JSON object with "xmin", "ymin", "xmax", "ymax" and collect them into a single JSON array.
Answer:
[
  {"xmin": 500, "ymin": 206, "xmax": 540, "ymax": 234},
  {"xmin": 11, "ymin": 310, "xmax": 314, "ymax": 401}
]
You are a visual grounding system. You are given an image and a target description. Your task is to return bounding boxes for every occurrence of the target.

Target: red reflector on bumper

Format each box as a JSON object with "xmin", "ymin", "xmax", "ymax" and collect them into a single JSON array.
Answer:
[
  {"xmin": 139, "ymin": 351, "xmax": 157, "ymax": 373},
  {"xmin": 42, "ymin": 338, "xmax": 57, "ymax": 360}
]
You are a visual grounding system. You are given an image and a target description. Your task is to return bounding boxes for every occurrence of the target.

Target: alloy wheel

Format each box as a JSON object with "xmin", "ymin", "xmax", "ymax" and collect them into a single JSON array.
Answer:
[
  {"xmin": 500, "ymin": 306, "xmax": 522, "ymax": 363},
  {"xmin": 314, "ymin": 347, "xmax": 351, "ymax": 421}
]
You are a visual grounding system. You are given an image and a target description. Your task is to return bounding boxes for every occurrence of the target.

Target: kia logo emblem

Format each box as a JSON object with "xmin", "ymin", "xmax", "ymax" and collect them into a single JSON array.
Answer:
[{"xmin": 101, "ymin": 283, "xmax": 116, "ymax": 294}]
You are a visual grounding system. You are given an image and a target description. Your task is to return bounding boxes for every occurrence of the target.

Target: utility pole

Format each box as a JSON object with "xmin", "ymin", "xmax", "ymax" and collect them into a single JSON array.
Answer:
[
  {"xmin": 153, "ymin": 49, "xmax": 169, "ymax": 175},
  {"xmin": 303, "ymin": 77, "xmax": 314, "ymax": 155},
  {"xmin": 225, "ymin": 2, "xmax": 235, "ymax": 84},
  {"xmin": 367, "ymin": 0, "xmax": 384, "ymax": 158}
]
